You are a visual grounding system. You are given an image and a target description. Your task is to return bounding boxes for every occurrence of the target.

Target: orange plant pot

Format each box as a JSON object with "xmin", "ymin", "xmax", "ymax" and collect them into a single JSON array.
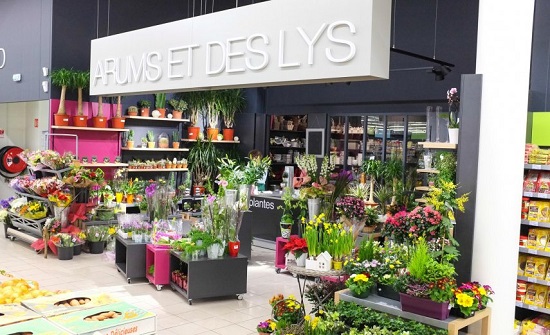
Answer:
[
  {"xmin": 73, "ymin": 116, "xmax": 88, "ymax": 127},
  {"xmin": 54, "ymin": 114, "xmax": 70, "ymax": 126},
  {"xmin": 223, "ymin": 128, "xmax": 234, "ymax": 141},
  {"xmin": 206, "ymin": 128, "xmax": 219, "ymax": 140},
  {"xmin": 187, "ymin": 126, "xmax": 200, "ymax": 140},
  {"xmin": 157, "ymin": 108, "xmax": 166, "ymax": 118},
  {"xmin": 111, "ymin": 117, "xmax": 125, "ymax": 129},
  {"xmin": 126, "ymin": 194, "xmax": 134, "ymax": 204},
  {"xmin": 172, "ymin": 110, "xmax": 183, "ymax": 119},
  {"xmin": 127, "ymin": 110, "xmax": 138, "ymax": 117},
  {"xmin": 140, "ymin": 108, "xmax": 150, "ymax": 117},
  {"xmin": 92, "ymin": 117, "xmax": 108, "ymax": 128},
  {"xmin": 127, "ymin": 141, "xmax": 134, "ymax": 149},
  {"xmin": 172, "ymin": 142, "xmax": 180, "ymax": 149}
]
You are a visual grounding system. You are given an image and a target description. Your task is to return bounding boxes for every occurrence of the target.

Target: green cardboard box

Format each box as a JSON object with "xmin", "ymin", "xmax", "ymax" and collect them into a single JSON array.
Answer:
[
  {"xmin": 0, "ymin": 317, "xmax": 69, "ymax": 334},
  {"xmin": 0, "ymin": 304, "xmax": 40, "ymax": 327},
  {"xmin": 22, "ymin": 290, "xmax": 118, "ymax": 317},
  {"xmin": 48, "ymin": 301, "xmax": 156, "ymax": 335}
]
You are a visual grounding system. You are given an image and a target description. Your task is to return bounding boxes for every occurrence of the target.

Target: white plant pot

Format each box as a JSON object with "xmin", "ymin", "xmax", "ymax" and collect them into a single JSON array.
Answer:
[
  {"xmin": 207, "ymin": 243, "xmax": 220, "ymax": 259},
  {"xmin": 296, "ymin": 253, "xmax": 308, "ymax": 267},
  {"xmin": 448, "ymin": 128, "xmax": 459, "ymax": 144}
]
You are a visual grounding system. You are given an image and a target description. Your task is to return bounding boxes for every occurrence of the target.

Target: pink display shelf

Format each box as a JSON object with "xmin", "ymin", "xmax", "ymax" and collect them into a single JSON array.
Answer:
[
  {"xmin": 275, "ymin": 235, "xmax": 298, "ymax": 274},
  {"xmin": 145, "ymin": 244, "xmax": 172, "ymax": 291}
]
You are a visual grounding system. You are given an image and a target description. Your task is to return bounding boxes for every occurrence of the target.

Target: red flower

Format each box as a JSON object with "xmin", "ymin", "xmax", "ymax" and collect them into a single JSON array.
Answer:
[{"xmin": 282, "ymin": 236, "xmax": 308, "ymax": 254}]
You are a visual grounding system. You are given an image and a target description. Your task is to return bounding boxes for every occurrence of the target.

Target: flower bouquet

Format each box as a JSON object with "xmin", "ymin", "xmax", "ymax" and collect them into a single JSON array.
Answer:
[
  {"xmin": 16, "ymin": 200, "xmax": 48, "ymax": 220},
  {"xmin": 51, "ymin": 233, "xmax": 75, "ymax": 247},
  {"xmin": 18, "ymin": 149, "xmax": 68, "ymax": 170},
  {"xmin": 86, "ymin": 226, "xmax": 109, "ymax": 242},
  {"xmin": 345, "ymin": 273, "xmax": 375, "ymax": 298},
  {"xmin": 48, "ymin": 190, "xmax": 72, "ymax": 207},
  {"xmin": 63, "ymin": 165, "xmax": 104, "ymax": 188},
  {"xmin": 9, "ymin": 175, "xmax": 35, "ymax": 193},
  {"xmin": 256, "ymin": 319, "xmax": 276, "ymax": 334},
  {"xmin": 30, "ymin": 177, "xmax": 66, "ymax": 198},
  {"xmin": 453, "ymin": 281, "xmax": 494, "ymax": 317},
  {"xmin": 43, "ymin": 218, "xmax": 62, "ymax": 235}
]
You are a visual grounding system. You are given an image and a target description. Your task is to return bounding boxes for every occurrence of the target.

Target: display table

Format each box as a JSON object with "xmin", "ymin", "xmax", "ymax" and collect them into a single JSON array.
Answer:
[
  {"xmin": 145, "ymin": 244, "xmax": 171, "ymax": 291},
  {"xmin": 169, "ymin": 251, "xmax": 247, "ymax": 305},
  {"xmin": 115, "ymin": 235, "xmax": 147, "ymax": 283},
  {"xmin": 334, "ymin": 289, "xmax": 491, "ymax": 335}
]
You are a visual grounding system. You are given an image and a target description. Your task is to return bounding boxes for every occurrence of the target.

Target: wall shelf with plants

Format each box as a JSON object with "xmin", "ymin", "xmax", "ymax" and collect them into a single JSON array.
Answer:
[
  {"xmin": 51, "ymin": 126, "xmax": 129, "ymax": 132},
  {"xmin": 181, "ymin": 139, "xmax": 240, "ymax": 144},
  {"xmin": 124, "ymin": 116, "xmax": 190, "ymax": 122},
  {"xmin": 121, "ymin": 147, "xmax": 189, "ymax": 152}
]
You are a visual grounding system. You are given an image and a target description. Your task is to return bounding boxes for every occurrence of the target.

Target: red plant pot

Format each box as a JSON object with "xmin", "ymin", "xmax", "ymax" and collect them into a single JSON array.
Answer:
[
  {"xmin": 223, "ymin": 128, "xmax": 234, "ymax": 141},
  {"xmin": 228, "ymin": 241, "xmax": 240, "ymax": 257},
  {"xmin": 73, "ymin": 116, "xmax": 88, "ymax": 127},
  {"xmin": 54, "ymin": 114, "xmax": 69, "ymax": 126},
  {"xmin": 110, "ymin": 117, "xmax": 125, "ymax": 129},
  {"xmin": 187, "ymin": 126, "xmax": 200, "ymax": 140},
  {"xmin": 92, "ymin": 116, "xmax": 108, "ymax": 128}
]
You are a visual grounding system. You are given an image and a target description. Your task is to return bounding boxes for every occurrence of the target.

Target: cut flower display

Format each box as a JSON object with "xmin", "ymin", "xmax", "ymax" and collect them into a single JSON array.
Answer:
[{"xmin": 282, "ymin": 236, "xmax": 308, "ymax": 259}]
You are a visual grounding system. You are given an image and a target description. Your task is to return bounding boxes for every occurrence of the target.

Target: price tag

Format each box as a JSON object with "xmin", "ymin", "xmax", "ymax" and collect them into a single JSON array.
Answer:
[
  {"xmin": 531, "ymin": 221, "xmax": 539, "ymax": 226},
  {"xmin": 528, "ymin": 277, "xmax": 536, "ymax": 283},
  {"xmin": 533, "ymin": 164, "xmax": 542, "ymax": 170},
  {"xmin": 525, "ymin": 192, "xmax": 534, "ymax": 197},
  {"xmin": 528, "ymin": 249, "xmax": 538, "ymax": 255},
  {"xmin": 528, "ymin": 305, "xmax": 538, "ymax": 311}
]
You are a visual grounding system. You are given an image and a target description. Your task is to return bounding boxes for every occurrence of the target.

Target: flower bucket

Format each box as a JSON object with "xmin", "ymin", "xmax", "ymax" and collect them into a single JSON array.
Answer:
[
  {"xmin": 73, "ymin": 244, "xmax": 82, "ymax": 256},
  {"xmin": 57, "ymin": 246, "xmax": 74, "ymax": 260},
  {"xmin": 399, "ymin": 293, "xmax": 450, "ymax": 320},
  {"xmin": 207, "ymin": 243, "xmax": 221, "ymax": 259},
  {"xmin": 308, "ymin": 198, "xmax": 321, "ymax": 221},
  {"xmin": 296, "ymin": 252, "xmax": 307, "ymax": 267},
  {"xmin": 229, "ymin": 241, "xmax": 240, "ymax": 257},
  {"xmin": 448, "ymin": 128, "xmax": 459, "ymax": 144},
  {"xmin": 88, "ymin": 241, "xmax": 105, "ymax": 254}
]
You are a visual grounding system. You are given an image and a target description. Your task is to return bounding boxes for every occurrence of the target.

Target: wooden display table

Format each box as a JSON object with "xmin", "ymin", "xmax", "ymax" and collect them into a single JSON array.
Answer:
[{"xmin": 334, "ymin": 289, "xmax": 491, "ymax": 335}]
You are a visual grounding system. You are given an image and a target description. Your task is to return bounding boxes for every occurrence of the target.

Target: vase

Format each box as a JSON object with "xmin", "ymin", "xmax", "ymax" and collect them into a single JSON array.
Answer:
[
  {"xmin": 57, "ymin": 246, "xmax": 74, "ymax": 260},
  {"xmin": 207, "ymin": 243, "xmax": 220, "ymax": 259},
  {"xmin": 376, "ymin": 284, "xmax": 400, "ymax": 301},
  {"xmin": 54, "ymin": 206, "xmax": 69, "ymax": 228},
  {"xmin": 229, "ymin": 241, "xmax": 240, "ymax": 257},
  {"xmin": 399, "ymin": 293, "xmax": 450, "ymax": 320},
  {"xmin": 448, "ymin": 128, "xmax": 459, "ymax": 144},
  {"xmin": 280, "ymin": 223, "xmax": 292, "ymax": 238},
  {"xmin": 73, "ymin": 244, "xmax": 82, "ymax": 256},
  {"xmin": 88, "ymin": 241, "xmax": 105, "ymax": 254},
  {"xmin": 295, "ymin": 252, "xmax": 307, "ymax": 267},
  {"xmin": 308, "ymin": 198, "xmax": 321, "ymax": 221}
]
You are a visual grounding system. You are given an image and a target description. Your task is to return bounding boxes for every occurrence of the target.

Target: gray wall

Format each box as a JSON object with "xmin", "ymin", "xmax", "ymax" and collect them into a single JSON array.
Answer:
[
  {"xmin": 529, "ymin": 0, "xmax": 550, "ymax": 111},
  {"xmin": 0, "ymin": 0, "xmax": 52, "ymax": 103}
]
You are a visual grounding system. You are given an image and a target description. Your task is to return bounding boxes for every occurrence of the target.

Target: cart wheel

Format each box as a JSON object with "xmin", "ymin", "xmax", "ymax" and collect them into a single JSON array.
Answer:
[
  {"xmin": 275, "ymin": 268, "xmax": 281, "ymax": 274},
  {"xmin": 292, "ymin": 273, "xmax": 297, "ymax": 278},
  {"xmin": 188, "ymin": 299, "xmax": 193, "ymax": 305},
  {"xmin": 156, "ymin": 285, "xmax": 163, "ymax": 291},
  {"xmin": 127, "ymin": 278, "xmax": 132, "ymax": 284},
  {"xmin": 236, "ymin": 294, "xmax": 243, "ymax": 300},
  {"xmin": 117, "ymin": 268, "xmax": 121, "ymax": 273},
  {"xmin": 8, "ymin": 236, "xmax": 15, "ymax": 241}
]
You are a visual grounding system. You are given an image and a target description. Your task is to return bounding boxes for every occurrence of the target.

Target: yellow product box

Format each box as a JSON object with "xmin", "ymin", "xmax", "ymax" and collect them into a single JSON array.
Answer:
[
  {"xmin": 539, "ymin": 202, "xmax": 550, "ymax": 222},
  {"xmin": 534, "ymin": 257, "xmax": 549, "ymax": 279},
  {"xmin": 528, "ymin": 228, "xmax": 539, "ymax": 249},
  {"xmin": 525, "ymin": 283, "xmax": 538, "ymax": 305},
  {"xmin": 519, "ymin": 254, "xmax": 528, "ymax": 276},
  {"xmin": 0, "ymin": 303, "xmax": 40, "ymax": 326},
  {"xmin": 0, "ymin": 317, "xmax": 68, "ymax": 334},
  {"xmin": 525, "ymin": 256, "xmax": 537, "ymax": 278},
  {"xmin": 21, "ymin": 290, "xmax": 118, "ymax": 317},
  {"xmin": 529, "ymin": 202, "xmax": 540, "ymax": 222},
  {"xmin": 535, "ymin": 285, "xmax": 548, "ymax": 307},
  {"xmin": 536, "ymin": 229, "xmax": 549, "ymax": 250}
]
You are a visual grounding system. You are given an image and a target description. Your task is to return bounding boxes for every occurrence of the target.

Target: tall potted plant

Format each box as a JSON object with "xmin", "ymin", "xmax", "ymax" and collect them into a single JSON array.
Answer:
[
  {"xmin": 50, "ymin": 68, "xmax": 73, "ymax": 126},
  {"xmin": 183, "ymin": 91, "xmax": 206, "ymax": 139},
  {"xmin": 154, "ymin": 93, "xmax": 166, "ymax": 118},
  {"xmin": 447, "ymin": 88, "xmax": 460, "ymax": 144},
  {"xmin": 220, "ymin": 89, "xmax": 246, "ymax": 141},
  {"xmin": 72, "ymin": 70, "xmax": 90, "ymax": 127},
  {"xmin": 138, "ymin": 100, "xmax": 151, "ymax": 117},
  {"xmin": 110, "ymin": 96, "xmax": 126, "ymax": 129},
  {"xmin": 362, "ymin": 159, "xmax": 383, "ymax": 206},
  {"xmin": 206, "ymin": 91, "xmax": 220, "ymax": 140},
  {"xmin": 188, "ymin": 139, "xmax": 219, "ymax": 196},
  {"xmin": 168, "ymin": 98, "xmax": 187, "ymax": 120}
]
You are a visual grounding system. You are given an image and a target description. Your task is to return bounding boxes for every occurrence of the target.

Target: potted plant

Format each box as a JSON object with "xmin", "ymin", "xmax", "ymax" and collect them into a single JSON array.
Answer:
[
  {"xmin": 256, "ymin": 319, "xmax": 276, "ymax": 335},
  {"xmin": 50, "ymin": 68, "xmax": 73, "ymax": 126},
  {"xmin": 336, "ymin": 195, "xmax": 366, "ymax": 237},
  {"xmin": 452, "ymin": 281, "xmax": 494, "ymax": 318},
  {"xmin": 50, "ymin": 233, "xmax": 76, "ymax": 260},
  {"xmin": 219, "ymin": 89, "xmax": 246, "ymax": 141},
  {"xmin": 72, "ymin": 70, "xmax": 90, "ymax": 127},
  {"xmin": 127, "ymin": 105, "xmax": 138, "ymax": 117},
  {"xmin": 154, "ymin": 93, "xmax": 166, "ymax": 118},
  {"xmin": 141, "ymin": 136, "xmax": 148, "ymax": 148},
  {"xmin": 138, "ymin": 100, "xmax": 151, "ymax": 117},
  {"xmin": 146, "ymin": 130, "xmax": 155, "ymax": 148},
  {"xmin": 86, "ymin": 226, "xmax": 109, "ymax": 254},
  {"xmin": 168, "ymin": 98, "xmax": 187, "ymax": 119},
  {"xmin": 183, "ymin": 91, "xmax": 206, "ymax": 139},
  {"xmin": 126, "ymin": 129, "xmax": 135, "ymax": 149},
  {"xmin": 123, "ymin": 178, "xmax": 141, "ymax": 204},
  {"xmin": 110, "ymin": 96, "xmax": 126, "ymax": 128},
  {"xmin": 282, "ymin": 235, "xmax": 308, "ymax": 266},
  {"xmin": 206, "ymin": 90, "xmax": 220, "ymax": 140},
  {"xmin": 383, "ymin": 156, "xmax": 403, "ymax": 206},
  {"xmin": 346, "ymin": 273, "xmax": 375, "ymax": 299},
  {"xmin": 447, "ymin": 87, "xmax": 460, "ymax": 144},
  {"xmin": 362, "ymin": 206, "xmax": 379, "ymax": 233},
  {"xmin": 188, "ymin": 139, "xmax": 219, "ymax": 196},
  {"xmin": 362, "ymin": 159, "xmax": 383, "ymax": 206},
  {"xmin": 92, "ymin": 95, "xmax": 106, "ymax": 128},
  {"xmin": 172, "ymin": 130, "xmax": 181, "ymax": 148},
  {"xmin": 277, "ymin": 187, "xmax": 296, "ymax": 238}
]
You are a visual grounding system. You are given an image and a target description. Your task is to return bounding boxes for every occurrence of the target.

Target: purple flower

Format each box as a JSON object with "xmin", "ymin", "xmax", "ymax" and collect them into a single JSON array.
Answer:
[{"xmin": 145, "ymin": 183, "xmax": 157, "ymax": 198}]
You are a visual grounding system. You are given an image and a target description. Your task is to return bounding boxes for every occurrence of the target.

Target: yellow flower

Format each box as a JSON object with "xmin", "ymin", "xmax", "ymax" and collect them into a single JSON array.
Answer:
[
  {"xmin": 353, "ymin": 274, "xmax": 368, "ymax": 283},
  {"xmin": 269, "ymin": 321, "xmax": 276, "ymax": 330},
  {"xmin": 456, "ymin": 293, "xmax": 474, "ymax": 307},
  {"xmin": 304, "ymin": 315, "xmax": 311, "ymax": 321},
  {"xmin": 389, "ymin": 264, "xmax": 394, "ymax": 269},
  {"xmin": 478, "ymin": 287, "xmax": 487, "ymax": 296}
]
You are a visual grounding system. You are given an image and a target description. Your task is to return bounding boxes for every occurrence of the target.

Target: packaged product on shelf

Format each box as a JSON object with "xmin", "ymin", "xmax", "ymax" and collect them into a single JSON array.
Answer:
[
  {"xmin": 525, "ymin": 171, "xmax": 541, "ymax": 192},
  {"xmin": 536, "ymin": 230, "xmax": 549, "ymax": 250},
  {"xmin": 519, "ymin": 254, "xmax": 528, "ymax": 276},
  {"xmin": 541, "ymin": 201, "xmax": 550, "ymax": 222},
  {"xmin": 0, "ymin": 317, "xmax": 67, "ymax": 334},
  {"xmin": 21, "ymin": 290, "xmax": 118, "ymax": 317},
  {"xmin": 517, "ymin": 280, "xmax": 527, "ymax": 302},
  {"xmin": 535, "ymin": 285, "xmax": 548, "ymax": 307},
  {"xmin": 523, "ymin": 197, "xmax": 531, "ymax": 220},
  {"xmin": 525, "ymin": 257, "xmax": 537, "ymax": 277},
  {"xmin": 521, "ymin": 315, "xmax": 550, "ymax": 335},
  {"xmin": 535, "ymin": 257, "xmax": 549, "ymax": 279},
  {"xmin": 525, "ymin": 283, "xmax": 538, "ymax": 305},
  {"xmin": 529, "ymin": 205, "xmax": 541, "ymax": 223},
  {"xmin": 539, "ymin": 173, "xmax": 550, "ymax": 194}
]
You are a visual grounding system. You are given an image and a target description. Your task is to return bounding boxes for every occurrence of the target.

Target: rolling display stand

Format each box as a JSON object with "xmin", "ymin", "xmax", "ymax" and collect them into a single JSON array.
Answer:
[
  {"xmin": 145, "ymin": 244, "xmax": 171, "ymax": 291},
  {"xmin": 115, "ymin": 235, "xmax": 147, "ymax": 283}
]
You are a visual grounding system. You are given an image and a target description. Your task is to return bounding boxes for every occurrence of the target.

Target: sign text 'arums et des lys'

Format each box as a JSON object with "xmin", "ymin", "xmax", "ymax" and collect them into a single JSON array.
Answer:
[{"xmin": 89, "ymin": 0, "xmax": 391, "ymax": 96}]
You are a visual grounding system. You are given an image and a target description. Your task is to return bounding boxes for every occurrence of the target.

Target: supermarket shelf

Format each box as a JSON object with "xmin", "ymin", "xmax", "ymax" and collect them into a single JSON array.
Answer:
[
  {"xmin": 520, "ymin": 220, "xmax": 550, "ymax": 229},
  {"xmin": 414, "ymin": 186, "xmax": 432, "ymax": 192},
  {"xmin": 516, "ymin": 301, "xmax": 550, "ymax": 314},
  {"xmin": 128, "ymin": 168, "xmax": 189, "ymax": 172},
  {"xmin": 519, "ymin": 246, "xmax": 550, "ymax": 257},
  {"xmin": 51, "ymin": 126, "xmax": 129, "ymax": 132},
  {"xmin": 517, "ymin": 275, "xmax": 550, "ymax": 286},
  {"xmin": 525, "ymin": 164, "xmax": 550, "ymax": 171},
  {"xmin": 523, "ymin": 192, "xmax": 550, "ymax": 199},
  {"xmin": 125, "ymin": 116, "xmax": 190, "ymax": 122},
  {"xmin": 181, "ymin": 139, "xmax": 240, "ymax": 144},
  {"xmin": 419, "ymin": 142, "xmax": 457, "ymax": 150},
  {"xmin": 121, "ymin": 147, "xmax": 189, "ymax": 152},
  {"xmin": 417, "ymin": 169, "xmax": 440, "ymax": 174},
  {"xmin": 80, "ymin": 163, "xmax": 128, "ymax": 168}
]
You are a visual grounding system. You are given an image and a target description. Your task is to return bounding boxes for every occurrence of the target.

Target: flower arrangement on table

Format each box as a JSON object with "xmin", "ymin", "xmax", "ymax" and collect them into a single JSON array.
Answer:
[
  {"xmin": 48, "ymin": 190, "xmax": 72, "ymax": 207},
  {"xmin": 452, "ymin": 281, "xmax": 494, "ymax": 317},
  {"xmin": 322, "ymin": 222, "xmax": 354, "ymax": 264},
  {"xmin": 151, "ymin": 220, "xmax": 181, "ymax": 246},
  {"xmin": 296, "ymin": 155, "xmax": 335, "ymax": 198},
  {"xmin": 85, "ymin": 226, "xmax": 110, "ymax": 242},
  {"xmin": 269, "ymin": 293, "xmax": 303, "ymax": 327},
  {"xmin": 256, "ymin": 319, "xmax": 276, "ymax": 334},
  {"xmin": 283, "ymin": 236, "xmax": 308, "ymax": 262},
  {"xmin": 302, "ymin": 214, "xmax": 323, "ymax": 259},
  {"xmin": 50, "ymin": 233, "xmax": 75, "ymax": 247},
  {"xmin": 345, "ymin": 273, "xmax": 375, "ymax": 298},
  {"xmin": 63, "ymin": 164, "xmax": 104, "ymax": 188},
  {"xmin": 30, "ymin": 177, "xmax": 67, "ymax": 198},
  {"xmin": 18, "ymin": 149, "xmax": 71, "ymax": 170}
]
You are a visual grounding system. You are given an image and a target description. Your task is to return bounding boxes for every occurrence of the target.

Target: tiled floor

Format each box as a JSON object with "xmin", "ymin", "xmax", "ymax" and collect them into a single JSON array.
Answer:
[{"xmin": 0, "ymin": 236, "xmax": 303, "ymax": 334}]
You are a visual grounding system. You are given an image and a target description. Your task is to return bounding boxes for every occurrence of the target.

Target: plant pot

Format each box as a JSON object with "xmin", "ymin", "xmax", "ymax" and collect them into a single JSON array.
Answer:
[
  {"xmin": 133, "ymin": 233, "xmax": 143, "ymax": 243},
  {"xmin": 88, "ymin": 241, "xmax": 105, "ymax": 254},
  {"xmin": 147, "ymin": 142, "xmax": 155, "ymax": 148},
  {"xmin": 350, "ymin": 289, "xmax": 370, "ymax": 299},
  {"xmin": 308, "ymin": 198, "xmax": 321, "ymax": 221},
  {"xmin": 450, "ymin": 307, "xmax": 476, "ymax": 318},
  {"xmin": 172, "ymin": 110, "xmax": 183, "ymax": 119},
  {"xmin": 172, "ymin": 142, "xmax": 180, "ymax": 149},
  {"xmin": 140, "ymin": 108, "xmax": 150, "ymax": 117},
  {"xmin": 127, "ymin": 110, "xmax": 138, "ymax": 116},
  {"xmin": 193, "ymin": 185, "xmax": 205, "ymax": 196},
  {"xmin": 376, "ymin": 283, "xmax": 400, "ymax": 301},
  {"xmin": 228, "ymin": 241, "xmax": 240, "ymax": 257},
  {"xmin": 115, "ymin": 192, "xmax": 123, "ymax": 203},
  {"xmin": 92, "ymin": 116, "xmax": 108, "ymax": 128},
  {"xmin": 126, "ymin": 194, "xmax": 134, "ymax": 204},
  {"xmin": 54, "ymin": 114, "xmax": 70, "ymax": 126},
  {"xmin": 332, "ymin": 260, "xmax": 343, "ymax": 270},
  {"xmin": 73, "ymin": 116, "xmax": 88, "ymax": 127},
  {"xmin": 127, "ymin": 140, "xmax": 134, "ymax": 149},
  {"xmin": 448, "ymin": 128, "xmax": 459, "ymax": 144},
  {"xmin": 223, "ymin": 128, "xmax": 234, "ymax": 141},
  {"xmin": 74, "ymin": 187, "xmax": 90, "ymax": 203},
  {"xmin": 182, "ymin": 164, "xmax": 188, "ymax": 169},
  {"xmin": 111, "ymin": 117, "xmax": 125, "ymax": 129},
  {"xmin": 157, "ymin": 108, "xmax": 166, "ymax": 118},
  {"xmin": 206, "ymin": 128, "xmax": 219, "ymax": 140},
  {"xmin": 188, "ymin": 126, "xmax": 200, "ymax": 140},
  {"xmin": 73, "ymin": 244, "xmax": 82, "ymax": 256},
  {"xmin": 57, "ymin": 246, "xmax": 74, "ymax": 260},
  {"xmin": 399, "ymin": 293, "xmax": 450, "ymax": 320},
  {"xmin": 296, "ymin": 252, "xmax": 307, "ymax": 267},
  {"xmin": 280, "ymin": 223, "xmax": 292, "ymax": 238},
  {"xmin": 207, "ymin": 243, "xmax": 221, "ymax": 259}
]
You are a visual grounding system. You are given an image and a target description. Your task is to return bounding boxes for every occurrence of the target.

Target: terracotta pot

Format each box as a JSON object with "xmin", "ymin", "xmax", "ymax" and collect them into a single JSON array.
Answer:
[
  {"xmin": 206, "ymin": 128, "xmax": 219, "ymax": 140},
  {"xmin": 92, "ymin": 116, "xmax": 108, "ymax": 128},
  {"xmin": 140, "ymin": 108, "xmax": 150, "ymax": 117},
  {"xmin": 127, "ymin": 140, "xmax": 134, "ymax": 149},
  {"xmin": 73, "ymin": 116, "xmax": 88, "ymax": 127},
  {"xmin": 182, "ymin": 164, "xmax": 188, "ymax": 169},
  {"xmin": 223, "ymin": 128, "xmax": 234, "ymax": 141},
  {"xmin": 193, "ymin": 185, "xmax": 205, "ymax": 196},
  {"xmin": 127, "ymin": 110, "xmax": 138, "ymax": 116},
  {"xmin": 126, "ymin": 194, "xmax": 135, "ymax": 204},
  {"xmin": 172, "ymin": 142, "xmax": 180, "ymax": 149},
  {"xmin": 111, "ymin": 117, "xmax": 125, "ymax": 129},
  {"xmin": 172, "ymin": 110, "xmax": 183, "ymax": 119},
  {"xmin": 187, "ymin": 126, "xmax": 200, "ymax": 140},
  {"xmin": 157, "ymin": 108, "xmax": 166, "ymax": 118},
  {"xmin": 363, "ymin": 225, "xmax": 376, "ymax": 233},
  {"xmin": 54, "ymin": 114, "xmax": 70, "ymax": 126}
]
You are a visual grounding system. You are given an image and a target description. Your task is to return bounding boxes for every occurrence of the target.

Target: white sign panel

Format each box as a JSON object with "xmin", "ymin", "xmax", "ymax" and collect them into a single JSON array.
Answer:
[{"xmin": 90, "ymin": 0, "xmax": 391, "ymax": 96}]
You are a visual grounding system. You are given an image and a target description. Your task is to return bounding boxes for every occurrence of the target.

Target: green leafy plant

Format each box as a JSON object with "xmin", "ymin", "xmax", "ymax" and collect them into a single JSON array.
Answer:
[
  {"xmin": 127, "ymin": 129, "xmax": 134, "ymax": 141},
  {"xmin": 86, "ymin": 226, "xmax": 109, "ymax": 242},
  {"xmin": 278, "ymin": 187, "xmax": 297, "ymax": 224},
  {"xmin": 188, "ymin": 139, "xmax": 220, "ymax": 186},
  {"xmin": 50, "ymin": 68, "xmax": 74, "ymax": 115},
  {"xmin": 73, "ymin": 70, "xmax": 90, "ymax": 116},
  {"xmin": 168, "ymin": 98, "xmax": 188, "ymax": 111},
  {"xmin": 218, "ymin": 89, "xmax": 246, "ymax": 129},
  {"xmin": 172, "ymin": 131, "xmax": 181, "ymax": 142},
  {"xmin": 138, "ymin": 100, "xmax": 151, "ymax": 108},
  {"xmin": 433, "ymin": 151, "xmax": 456, "ymax": 185},
  {"xmin": 148, "ymin": 264, "xmax": 155, "ymax": 275},
  {"xmin": 146, "ymin": 131, "xmax": 155, "ymax": 142},
  {"xmin": 383, "ymin": 156, "xmax": 403, "ymax": 206},
  {"xmin": 362, "ymin": 159, "xmax": 384, "ymax": 204},
  {"xmin": 155, "ymin": 93, "xmax": 166, "ymax": 110}
]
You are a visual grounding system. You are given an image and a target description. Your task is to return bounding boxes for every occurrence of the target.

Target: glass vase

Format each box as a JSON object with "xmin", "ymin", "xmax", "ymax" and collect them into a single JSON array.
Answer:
[
  {"xmin": 435, "ymin": 106, "xmax": 442, "ymax": 142},
  {"xmin": 425, "ymin": 106, "xmax": 434, "ymax": 142}
]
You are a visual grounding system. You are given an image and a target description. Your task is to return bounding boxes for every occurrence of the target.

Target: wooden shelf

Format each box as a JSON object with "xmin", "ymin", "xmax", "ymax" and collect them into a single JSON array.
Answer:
[
  {"xmin": 417, "ymin": 168, "xmax": 440, "ymax": 174},
  {"xmin": 520, "ymin": 219, "xmax": 550, "ymax": 229},
  {"xmin": 128, "ymin": 168, "xmax": 189, "ymax": 172},
  {"xmin": 181, "ymin": 139, "xmax": 240, "ymax": 144},
  {"xmin": 124, "ymin": 116, "xmax": 190, "ymax": 122},
  {"xmin": 51, "ymin": 126, "xmax": 129, "ymax": 132},
  {"xmin": 79, "ymin": 163, "xmax": 128, "ymax": 168},
  {"xmin": 415, "ymin": 198, "xmax": 427, "ymax": 203},
  {"xmin": 414, "ymin": 186, "xmax": 432, "ymax": 192},
  {"xmin": 121, "ymin": 147, "xmax": 189, "ymax": 152},
  {"xmin": 419, "ymin": 142, "xmax": 457, "ymax": 150},
  {"xmin": 525, "ymin": 164, "xmax": 550, "ymax": 171}
]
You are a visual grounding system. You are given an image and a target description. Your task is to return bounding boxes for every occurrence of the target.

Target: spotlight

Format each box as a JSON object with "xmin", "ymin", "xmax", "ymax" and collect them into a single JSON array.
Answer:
[{"xmin": 432, "ymin": 65, "xmax": 452, "ymax": 81}]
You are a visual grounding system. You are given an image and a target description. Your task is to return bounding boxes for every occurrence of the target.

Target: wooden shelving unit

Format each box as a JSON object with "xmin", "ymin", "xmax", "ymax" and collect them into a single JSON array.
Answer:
[
  {"xmin": 79, "ymin": 163, "xmax": 128, "ymax": 168},
  {"xmin": 181, "ymin": 139, "xmax": 240, "ymax": 144},
  {"xmin": 51, "ymin": 126, "xmax": 129, "ymax": 132},
  {"xmin": 414, "ymin": 186, "xmax": 432, "ymax": 192},
  {"xmin": 125, "ymin": 116, "xmax": 190, "ymax": 122},
  {"xmin": 419, "ymin": 142, "xmax": 457, "ymax": 150},
  {"xmin": 121, "ymin": 147, "xmax": 189, "ymax": 152}
]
